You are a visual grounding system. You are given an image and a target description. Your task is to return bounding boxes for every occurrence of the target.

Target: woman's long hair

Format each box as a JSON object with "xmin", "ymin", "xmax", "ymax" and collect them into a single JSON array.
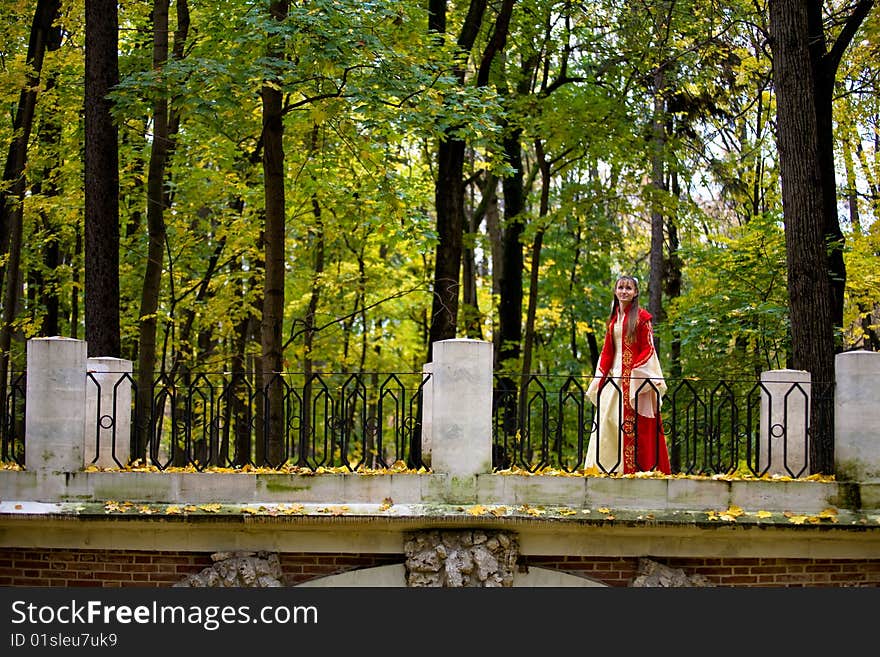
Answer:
[{"xmin": 607, "ymin": 275, "xmax": 640, "ymax": 342}]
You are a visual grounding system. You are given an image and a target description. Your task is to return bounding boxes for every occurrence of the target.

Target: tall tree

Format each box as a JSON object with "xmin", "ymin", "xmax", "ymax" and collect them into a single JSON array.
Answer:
[
  {"xmin": 260, "ymin": 0, "xmax": 289, "ymax": 466},
  {"xmin": 135, "ymin": 0, "xmax": 190, "ymax": 461},
  {"xmin": 84, "ymin": 0, "xmax": 121, "ymax": 357},
  {"xmin": 0, "ymin": 0, "xmax": 61, "ymax": 412},
  {"xmin": 426, "ymin": 0, "xmax": 488, "ymax": 362},
  {"xmin": 769, "ymin": 0, "xmax": 875, "ymax": 473}
]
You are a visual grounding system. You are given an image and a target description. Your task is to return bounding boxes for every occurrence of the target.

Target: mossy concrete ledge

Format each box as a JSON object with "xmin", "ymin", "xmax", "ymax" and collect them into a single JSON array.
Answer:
[{"xmin": 0, "ymin": 469, "xmax": 876, "ymax": 514}]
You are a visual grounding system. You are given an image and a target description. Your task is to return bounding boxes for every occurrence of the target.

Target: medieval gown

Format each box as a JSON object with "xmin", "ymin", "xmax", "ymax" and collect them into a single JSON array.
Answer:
[{"xmin": 585, "ymin": 306, "xmax": 671, "ymax": 474}]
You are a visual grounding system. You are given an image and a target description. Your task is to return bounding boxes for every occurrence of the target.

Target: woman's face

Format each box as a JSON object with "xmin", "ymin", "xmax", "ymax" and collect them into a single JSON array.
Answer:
[{"xmin": 615, "ymin": 278, "xmax": 637, "ymax": 305}]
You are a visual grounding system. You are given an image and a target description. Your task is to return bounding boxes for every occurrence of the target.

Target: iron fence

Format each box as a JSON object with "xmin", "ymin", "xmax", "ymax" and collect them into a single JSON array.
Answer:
[
  {"xmin": 2, "ymin": 370, "xmax": 833, "ymax": 477},
  {"xmin": 492, "ymin": 373, "xmax": 833, "ymax": 478}
]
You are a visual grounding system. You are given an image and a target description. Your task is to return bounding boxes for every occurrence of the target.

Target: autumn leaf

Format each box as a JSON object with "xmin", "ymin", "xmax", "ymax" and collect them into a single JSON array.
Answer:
[
  {"xmin": 783, "ymin": 511, "xmax": 808, "ymax": 524},
  {"xmin": 317, "ymin": 505, "xmax": 349, "ymax": 515},
  {"xmin": 379, "ymin": 497, "xmax": 393, "ymax": 511},
  {"xmin": 467, "ymin": 505, "xmax": 487, "ymax": 516},
  {"xmin": 718, "ymin": 505, "xmax": 744, "ymax": 522},
  {"xmin": 198, "ymin": 503, "xmax": 222, "ymax": 513},
  {"xmin": 165, "ymin": 505, "xmax": 182, "ymax": 515},
  {"xmin": 754, "ymin": 510, "xmax": 772, "ymax": 518}
]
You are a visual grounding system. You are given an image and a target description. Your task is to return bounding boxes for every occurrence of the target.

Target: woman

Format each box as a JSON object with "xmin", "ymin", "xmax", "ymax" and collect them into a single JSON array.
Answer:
[{"xmin": 585, "ymin": 275, "xmax": 671, "ymax": 474}]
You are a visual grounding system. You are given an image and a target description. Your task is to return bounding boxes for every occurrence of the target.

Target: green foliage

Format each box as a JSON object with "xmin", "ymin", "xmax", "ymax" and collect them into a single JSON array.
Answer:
[
  {"xmin": 1, "ymin": 0, "xmax": 877, "ymax": 385},
  {"xmin": 665, "ymin": 212, "xmax": 790, "ymax": 378}
]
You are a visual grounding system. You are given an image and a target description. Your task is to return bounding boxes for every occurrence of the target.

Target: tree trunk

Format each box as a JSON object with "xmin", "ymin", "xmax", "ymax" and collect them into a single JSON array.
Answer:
[
  {"xmin": 648, "ymin": 67, "xmax": 666, "ymax": 336},
  {"xmin": 260, "ymin": 0, "xmax": 289, "ymax": 467},
  {"xmin": 498, "ymin": 130, "xmax": 525, "ymax": 369},
  {"xmin": 0, "ymin": 0, "xmax": 62, "ymax": 412},
  {"xmin": 426, "ymin": 0, "xmax": 488, "ymax": 363},
  {"xmin": 84, "ymin": 0, "xmax": 120, "ymax": 358},
  {"xmin": 769, "ymin": 0, "xmax": 835, "ymax": 472},
  {"xmin": 770, "ymin": 0, "xmax": 874, "ymax": 472},
  {"xmin": 135, "ymin": 0, "xmax": 172, "ymax": 460},
  {"xmin": 520, "ymin": 139, "xmax": 550, "ymax": 427},
  {"xmin": 35, "ymin": 73, "xmax": 62, "ymax": 337},
  {"xmin": 299, "ymin": 124, "xmax": 326, "ymax": 467}
]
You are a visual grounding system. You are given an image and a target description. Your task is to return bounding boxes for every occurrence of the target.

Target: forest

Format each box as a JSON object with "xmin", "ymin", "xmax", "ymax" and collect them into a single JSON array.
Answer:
[{"xmin": 1, "ymin": 1, "xmax": 879, "ymax": 471}]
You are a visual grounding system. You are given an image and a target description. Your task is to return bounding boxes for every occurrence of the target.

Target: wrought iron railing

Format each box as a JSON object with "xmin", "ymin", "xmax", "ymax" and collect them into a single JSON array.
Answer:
[
  {"xmin": 492, "ymin": 373, "xmax": 833, "ymax": 478},
  {"xmin": 2, "ymin": 370, "xmax": 833, "ymax": 477}
]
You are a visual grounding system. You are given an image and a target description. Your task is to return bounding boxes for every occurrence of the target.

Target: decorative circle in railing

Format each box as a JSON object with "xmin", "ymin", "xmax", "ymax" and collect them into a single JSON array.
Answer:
[{"xmin": 99, "ymin": 414, "xmax": 115, "ymax": 430}]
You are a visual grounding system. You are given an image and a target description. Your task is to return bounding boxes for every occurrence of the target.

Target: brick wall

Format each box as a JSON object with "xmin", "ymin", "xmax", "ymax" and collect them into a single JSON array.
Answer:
[
  {"xmin": 0, "ymin": 549, "xmax": 400, "ymax": 587},
  {"xmin": 2, "ymin": 548, "xmax": 879, "ymax": 586},
  {"xmin": 523, "ymin": 555, "xmax": 880, "ymax": 587}
]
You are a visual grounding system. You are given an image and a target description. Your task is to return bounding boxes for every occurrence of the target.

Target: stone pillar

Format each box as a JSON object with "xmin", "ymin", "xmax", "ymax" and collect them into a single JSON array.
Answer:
[
  {"xmin": 25, "ymin": 337, "xmax": 87, "ymax": 473},
  {"xmin": 85, "ymin": 357, "xmax": 133, "ymax": 468},
  {"xmin": 834, "ymin": 350, "xmax": 880, "ymax": 481},
  {"xmin": 420, "ymin": 362, "xmax": 433, "ymax": 468},
  {"xmin": 429, "ymin": 339, "xmax": 493, "ymax": 477},
  {"xmin": 759, "ymin": 369, "xmax": 811, "ymax": 477}
]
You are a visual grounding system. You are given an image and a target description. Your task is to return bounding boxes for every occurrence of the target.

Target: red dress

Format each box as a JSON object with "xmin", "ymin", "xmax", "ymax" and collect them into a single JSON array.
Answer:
[{"xmin": 586, "ymin": 306, "xmax": 671, "ymax": 474}]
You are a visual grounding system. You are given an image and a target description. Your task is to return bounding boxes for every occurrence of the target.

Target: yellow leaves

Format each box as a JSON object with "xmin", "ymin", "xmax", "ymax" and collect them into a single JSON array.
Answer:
[
  {"xmin": 706, "ymin": 505, "xmax": 744, "ymax": 522},
  {"xmin": 379, "ymin": 497, "xmax": 393, "ymax": 511},
  {"xmin": 784, "ymin": 512, "xmax": 809, "ymax": 525},
  {"xmin": 784, "ymin": 508, "xmax": 839, "ymax": 525},
  {"xmin": 317, "ymin": 505, "xmax": 349, "ymax": 516},
  {"xmin": 597, "ymin": 507, "xmax": 610, "ymax": 514},
  {"xmin": 198, "ymin": 503, "xmax": 222, "ymax": 513},
  {"xmin": 558, "ymin": 508, "xmax": 577, "ymax": 516},
  {"xmin": 242, "ymin": 504, "xmax": 305, "ymax": 516},
  {"xmin": 104, "ymin": 500, "xmax": 134, "ymax": 513},
  {"xmin": 466, "ymin": 505, "xmax": 507, "ymax": 516},
  {"xmin": 755, "ymin": 510, "xmax": 773, "ymax": 519}
]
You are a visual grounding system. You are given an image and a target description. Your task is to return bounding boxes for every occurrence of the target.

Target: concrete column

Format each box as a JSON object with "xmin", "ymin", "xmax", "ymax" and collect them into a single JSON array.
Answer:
[
  {"xmin": 759, "ymin": 369, "xmax": 811, "ymax": 477},
  {"xmin": 25, "ymin": 337, "xmax": 87, "ymax": 473},
  {"xmin": 835, "ymin": 350, "xmax": 880, "ymax": 481},
  {"xmin": 85, "ymin": 357, "xmax": 133, "ymax": 468},
  {"xmin": 429, "ymin": 339, "xmax": 493, "ymax": 477},
  {"xmin": 420, "ymin": 362, "xmax": 433, "ymax": 468}
]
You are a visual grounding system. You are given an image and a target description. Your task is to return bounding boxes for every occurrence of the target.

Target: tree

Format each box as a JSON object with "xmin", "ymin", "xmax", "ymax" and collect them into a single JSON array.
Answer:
[
  {"xmin": 769, "ymin": 0, "xmax": 875, "ymax": 472},
  {"xmin": 426, "ymin": 0, "xmax": 488, "ymax": 362},
  {"xmin": 84, "ymin": 0, "xmax": 121, "ymax": 357},
  {"xmin": 260, "ymin": 0, "xmax": 289, "ymax": 466},
  {"xmin": 0, "ymin": 0, "xmax": 62, "ymax": 417}
]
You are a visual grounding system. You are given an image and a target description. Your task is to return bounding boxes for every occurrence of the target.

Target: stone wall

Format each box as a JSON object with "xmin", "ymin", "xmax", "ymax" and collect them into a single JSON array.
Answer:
[{"xmin": 404, "ymin": 530, "xmax": 519, "ymax": 587}]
